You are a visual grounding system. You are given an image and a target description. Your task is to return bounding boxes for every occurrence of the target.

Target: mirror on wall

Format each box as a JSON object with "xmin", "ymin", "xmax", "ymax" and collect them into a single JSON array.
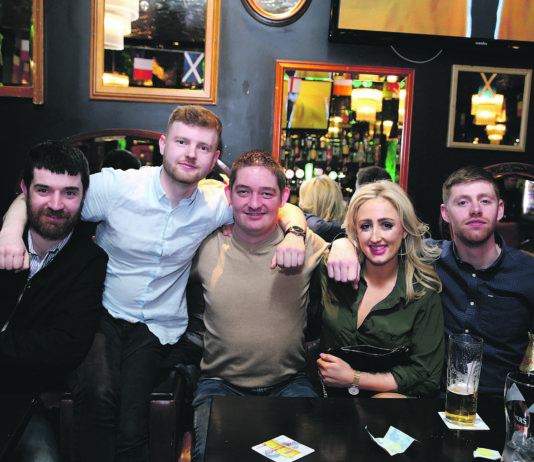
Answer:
[
  {"xmin": 64, "ymin": 128, "xmax": 230, "ymax": 178},
  {"xmin": 90, "ymin": 0, "xmax": 220, "ymax": 104},
  {"xmin": 447, "ymin": 65, "xmax": 532, "ymax": 151},
  {"xmin": 0, "ymin": 0, "xmax": 44, "ymax": 104},
  {"xmin": 273, "ymin": 61, "xmax": 414, "ymax": 200}
]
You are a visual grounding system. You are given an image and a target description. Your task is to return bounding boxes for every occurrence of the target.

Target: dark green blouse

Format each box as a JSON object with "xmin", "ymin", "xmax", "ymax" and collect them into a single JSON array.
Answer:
[{"xmin": 316, "ymin": 256, "xmax": 445, "ymax": 397}]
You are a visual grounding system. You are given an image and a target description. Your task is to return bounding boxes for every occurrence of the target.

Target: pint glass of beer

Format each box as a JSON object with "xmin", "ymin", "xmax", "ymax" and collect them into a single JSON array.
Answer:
[
  {"xmin": 503, "ymin": 371, "xmax": 534, "ymax": 462},
  {"xmin": 445, "ymin": 333, "xmax": 484, "ymax": 426}
]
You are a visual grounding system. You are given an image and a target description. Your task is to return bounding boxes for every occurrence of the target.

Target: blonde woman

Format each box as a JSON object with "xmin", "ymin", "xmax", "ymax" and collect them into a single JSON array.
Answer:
[
  {"xmin": 317, "ymin": 180, "xmax": 444, "ymax": 398},
  {"xmin": 299, "ymin": 175, "xmax": 347, "ymax": 242}
]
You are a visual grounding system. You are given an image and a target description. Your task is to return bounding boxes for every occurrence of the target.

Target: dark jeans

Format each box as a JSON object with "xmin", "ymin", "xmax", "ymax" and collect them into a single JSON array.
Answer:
[
  {"xmin": 192, "ymin": 375, "xmax": 317, "ymax": 462},
  {"xmin": 68, "ymin": 312, "xmax": 163, "ymax": 462},
  {"xmin": 11, "ymin": 410, "xmax": 59, "ymax": 462}
]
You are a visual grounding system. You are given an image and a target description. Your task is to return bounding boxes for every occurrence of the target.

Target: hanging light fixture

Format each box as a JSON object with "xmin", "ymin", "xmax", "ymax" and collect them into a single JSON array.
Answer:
[
  {"xmin": 485, "ymin": 124, "xmax": 506, "ymax": 144},
  {"xmin": 471, "ymin": 72, "xmax": 505, "ymax": 126},
  {"xmin": 104, "ymin": 0, "xmax": 140, "ymax": 50},
  {"xmin": 351, "ymin": 88, "xmax": 383, "ymax": 122}
]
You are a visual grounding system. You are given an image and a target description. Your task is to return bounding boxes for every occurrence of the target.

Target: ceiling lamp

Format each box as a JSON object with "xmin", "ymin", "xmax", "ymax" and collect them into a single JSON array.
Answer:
[
  {"xmin": 471, "ymin": 93, "xmax": 504, "ymax": 125},
  {"xmin": 351, "ymin": 88, "xmax": 383, "ymax": 122},
  {"xmin": 485, "ymin": 124, "xmax": 506, "ymax": 144},
  {"xmin": 104, "ymin": 0, "xmax": 140, "ymax": 50},
  {"xmin": 471, "ymin": 72, "xmax": 504, "ymax": 126},
  {"xmin": 103, "ymin": 72, "xmax": 129, "ymax": 86}
]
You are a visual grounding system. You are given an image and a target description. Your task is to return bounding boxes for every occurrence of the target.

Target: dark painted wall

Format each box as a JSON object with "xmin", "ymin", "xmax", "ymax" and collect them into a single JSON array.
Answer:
[{"xmin": 1, "ymin": 0, "xmax": 533, "ymax": 236}]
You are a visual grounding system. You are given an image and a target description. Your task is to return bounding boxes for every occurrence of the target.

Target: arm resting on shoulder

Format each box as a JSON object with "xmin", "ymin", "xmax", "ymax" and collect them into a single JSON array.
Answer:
[
  {"xmin": 327, "ymin": 237, "xmax": 361, "ymax": 288},
  {"xmin": 271, "ymin": 203, "xmax": 308, "ymax": 269},
  {"xmin": 0, "ymin": 194, "xmax": 29, "ymax": 271}
]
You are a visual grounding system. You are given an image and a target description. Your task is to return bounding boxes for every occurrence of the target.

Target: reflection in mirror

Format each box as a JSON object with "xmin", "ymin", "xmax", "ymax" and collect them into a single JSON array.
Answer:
[
  {"xmin": 0, "ymin": 0, "xmax": 44, "ymax": 103},
  {"xmin": 63, "ymin": 128, "xmax": 230, "ymax": 178},
  {"xmin": 273, "ymin": 61, "xmax": 414, "ymax": 202},
  {"xmin": 447, "ymin": 65, "xmax": 532, "ymax": 151},
  {"xmin": 485, "ymin": 162, "xmax": 534, "ymax": 255},
  {"xmin": 91, "ymin": 0, "xmax": 220, "ymax": 103}
]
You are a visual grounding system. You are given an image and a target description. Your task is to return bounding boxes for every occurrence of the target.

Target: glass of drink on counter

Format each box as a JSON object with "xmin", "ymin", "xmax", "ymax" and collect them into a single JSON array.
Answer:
[
  {"xmin": 445, "ymin": 333, "xmax": 484, "ymax": 426},
  {"xmin": 503, "ymin": 371, "xmax": 534, "ymax": 462}
]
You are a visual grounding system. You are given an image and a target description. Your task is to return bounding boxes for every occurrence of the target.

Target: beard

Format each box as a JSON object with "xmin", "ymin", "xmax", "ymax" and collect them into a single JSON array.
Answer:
[
  {"xmin": 453, "ymin": 222, "xmax": 497, "ymax": 248},
  {"xmin": 27, "ymin": 198, "xmax": 83, "ymax": 241}
]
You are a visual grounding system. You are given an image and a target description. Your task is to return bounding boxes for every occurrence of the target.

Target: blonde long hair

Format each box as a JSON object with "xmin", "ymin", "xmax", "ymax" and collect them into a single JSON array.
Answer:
[
  {"xmin": 299, "ymin": 175, "xmax": 347, "ymax": 223},
  {"xmin": 346, "ymin": 180, "xmax": 442, "ymax": 302}
]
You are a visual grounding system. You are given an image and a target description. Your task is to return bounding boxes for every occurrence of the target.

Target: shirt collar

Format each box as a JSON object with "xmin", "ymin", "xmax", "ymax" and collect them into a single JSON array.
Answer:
[
  {"xmin": 360, "ymin": 260, "xmax": 407, "ymax": 307},
  {"xmin": 28, "ymin": 229, "xmax": 72, "ymax": 276},
  {"xmin": 450, "ymin": 233, "xmax": 505, "ymax": 273},
  {"xmin": 154, "ymin": 165, "xmax": 199, "ymax": 205}
]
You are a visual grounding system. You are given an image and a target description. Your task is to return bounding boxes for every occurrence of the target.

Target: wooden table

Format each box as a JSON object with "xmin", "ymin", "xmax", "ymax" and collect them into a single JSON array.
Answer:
[
  {"xmin": 0, "ymin": 394, "xmax": 37, "ymax": 461},
  {"xmin": 205, "ymin": 396, "xmax": 505, "ymax": 462}
]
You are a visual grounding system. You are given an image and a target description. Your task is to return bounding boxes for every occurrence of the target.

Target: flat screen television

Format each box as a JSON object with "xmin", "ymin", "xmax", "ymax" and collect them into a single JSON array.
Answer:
[{"xmin": 329, "ymin": 0, "xmax": 534, "ymax": 52}]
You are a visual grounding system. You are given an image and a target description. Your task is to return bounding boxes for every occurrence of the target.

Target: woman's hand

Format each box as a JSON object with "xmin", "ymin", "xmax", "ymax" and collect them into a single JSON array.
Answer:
[{"xmin": 317, "ymin": 353, "xmax": 355, "ymax": 388}]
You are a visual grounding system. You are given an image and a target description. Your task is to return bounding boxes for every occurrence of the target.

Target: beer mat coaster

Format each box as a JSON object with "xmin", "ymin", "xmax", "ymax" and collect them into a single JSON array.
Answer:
[
  {"xmin": 252, "ymin": 435, "xmax": 314, "ymax": 460},
  {"xmin": 438, "ymin": 412, "xmax": 490, "ymax": 430},
  {"xmin": 473, "ymin": 447, "xmax": 501, "ymax": 460}
]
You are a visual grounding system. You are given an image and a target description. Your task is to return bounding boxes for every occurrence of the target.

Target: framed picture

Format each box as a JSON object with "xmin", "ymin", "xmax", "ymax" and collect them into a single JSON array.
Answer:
[
  {"xmin": 241, "ymin": 0, "xmax": 311, "ymax": 26},
  {"xmin": 0, "ymin": 0, "xmax": 44, "ymax": 104},
  {"xmin": 90, "ymin": 0, "xmax": 220, "ymax": 104},
  {"xmin": 447, "ymin": 65, "xmax": 532, "ymax": 151}
]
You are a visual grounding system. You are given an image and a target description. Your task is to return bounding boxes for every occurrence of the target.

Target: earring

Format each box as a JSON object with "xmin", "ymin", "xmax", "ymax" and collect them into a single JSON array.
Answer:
[{"xmin": 398, "ymin": 238, "xmax": 407, "ymax": 256}]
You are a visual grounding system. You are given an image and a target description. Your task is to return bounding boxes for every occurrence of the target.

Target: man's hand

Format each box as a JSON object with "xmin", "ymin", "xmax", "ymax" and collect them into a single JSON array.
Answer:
[
  {"xmin": 327, "ymin": 238, "xmax": 360, "ymax": 289},
  {"xmin": 0, "ymin": 231, "xmax": 29, "ymax": 271},
  {"xmin": 270, "ymin": 232, "xmax": 305, "ymax": 269}
]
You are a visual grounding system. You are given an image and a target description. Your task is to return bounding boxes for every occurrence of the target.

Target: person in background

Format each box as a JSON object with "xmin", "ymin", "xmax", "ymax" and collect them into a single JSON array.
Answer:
[
  {"xmin": 0, "ymin": 106, "xmax": 308, "ymax": 462},
  {"xmin": 0, "ymin": 140, "xmax": 107, "ymax": 461},
  {"xmin": 101, "ymin": 149, "xmax": 142, "ymax": 170},
  {"xmin": 190, "ymin": 151, "xmax": 327, "ymax": 462},
  {"xmin": 354, "ymin": 165, "xmax": 392, "ymax": 192},
  {"xmin": 317, "ymin": 180, "xmax": 444, "ymax": 398},
  {"xmin": 436, "ymin": 166, "xmax": 534, "ymax": 397},
  {"xmin": 299, "ymin": 174, "xmax": 346, "ymax": 242}
]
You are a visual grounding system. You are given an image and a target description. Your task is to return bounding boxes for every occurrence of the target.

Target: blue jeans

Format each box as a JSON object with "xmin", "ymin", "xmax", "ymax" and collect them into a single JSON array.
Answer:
[
  {"xmin": 68, "ymin": 312, "xmax": 163, "ymax": 462},
  {"xmin": 11, "ymin": 411, "xmax": 59, "ymax": 462},
  {"xmin": 192, "ymin": 375, "xmax": 317, "ymax": 462}
]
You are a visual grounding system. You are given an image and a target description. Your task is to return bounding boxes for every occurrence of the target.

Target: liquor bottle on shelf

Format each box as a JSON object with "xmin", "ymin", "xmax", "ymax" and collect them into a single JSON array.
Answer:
[{"xmin": 309, "ymin": 137, "xmax": 317, "ymax": 161}]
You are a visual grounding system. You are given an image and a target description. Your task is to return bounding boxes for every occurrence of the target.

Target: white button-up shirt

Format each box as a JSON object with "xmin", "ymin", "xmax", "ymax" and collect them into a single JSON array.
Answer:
[{"xmin": 82, "ymin": 166, "xmax": 232, "ymax": 344}]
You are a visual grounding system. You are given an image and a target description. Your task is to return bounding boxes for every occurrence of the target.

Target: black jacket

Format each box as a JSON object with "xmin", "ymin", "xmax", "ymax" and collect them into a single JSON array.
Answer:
[{"xmin": 0, "ymin": 226, "xmax": 108, "ymax": 392}]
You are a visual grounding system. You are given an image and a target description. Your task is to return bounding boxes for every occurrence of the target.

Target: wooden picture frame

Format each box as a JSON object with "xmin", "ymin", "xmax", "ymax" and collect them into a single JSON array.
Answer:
[
  {"xmin": 447, "ymin": 65, "xmax": 532, "ymax": 151},
  {"xmin": 0, "ymin": 0, "xmax": 44, "ymax": 104},
  {"xmin": 272, "ymin": 60, "xmax": 415, "ymax": 190},
  {"xmin": 241, "ymin": 0, "xmax": 311, "ymax": 26},
  {"xmin": 90, "ymin": 0, "xmax": 220, "ymax": 104}
]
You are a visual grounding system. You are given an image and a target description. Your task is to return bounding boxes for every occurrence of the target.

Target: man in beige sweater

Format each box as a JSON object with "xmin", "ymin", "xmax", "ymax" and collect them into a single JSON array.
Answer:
[{"xmin": 190, "ymin": 150, "xmax": 327, "ymax": 462}]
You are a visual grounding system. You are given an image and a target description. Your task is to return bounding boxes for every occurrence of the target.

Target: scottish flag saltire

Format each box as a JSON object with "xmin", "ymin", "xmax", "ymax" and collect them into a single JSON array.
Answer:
[{"xmin": 182, "ymin": 52, "xmax": 204, "ymax": 84}]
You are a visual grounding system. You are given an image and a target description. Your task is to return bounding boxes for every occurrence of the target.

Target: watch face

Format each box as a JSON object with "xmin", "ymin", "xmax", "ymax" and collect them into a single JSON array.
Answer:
[
  {"xmin": 292, "ymin": 226, "xmax": 305, "ymax": 233},
  {"xmin": 348, "ymin": 385, "xmax": 359, "ymax": 396}
]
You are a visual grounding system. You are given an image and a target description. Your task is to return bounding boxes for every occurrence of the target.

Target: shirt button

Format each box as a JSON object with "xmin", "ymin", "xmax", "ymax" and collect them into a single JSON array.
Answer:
[
  {"xmin": 470, "ymin": 301, "xmax": 475, "ymax": 306},
  {"xmin": 472, "ymin": 273, "xmax": 476, "ymax": 278}
]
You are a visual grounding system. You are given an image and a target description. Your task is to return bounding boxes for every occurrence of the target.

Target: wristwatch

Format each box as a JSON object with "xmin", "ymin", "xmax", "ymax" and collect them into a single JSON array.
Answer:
[
  {"xmin": 284, "ymin": 225, "xmax": 306, "ymax": 239},
  {"xmin": 348, "ymin": 370, "xmax": 361, "ymax": 396}
]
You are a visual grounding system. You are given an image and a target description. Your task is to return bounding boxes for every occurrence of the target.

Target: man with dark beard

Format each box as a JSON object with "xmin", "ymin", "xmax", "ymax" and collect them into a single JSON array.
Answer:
[
  {"xmin": 0, "ymin": 140, "xmax": 108, "ymax": 461},
  {"xmin": 437, "ymin": 166, "xmax": 534, "ymax": 398},
  {"xmin": 0, "ymin": 106, "xmax": 310, "ymax": 462}
]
